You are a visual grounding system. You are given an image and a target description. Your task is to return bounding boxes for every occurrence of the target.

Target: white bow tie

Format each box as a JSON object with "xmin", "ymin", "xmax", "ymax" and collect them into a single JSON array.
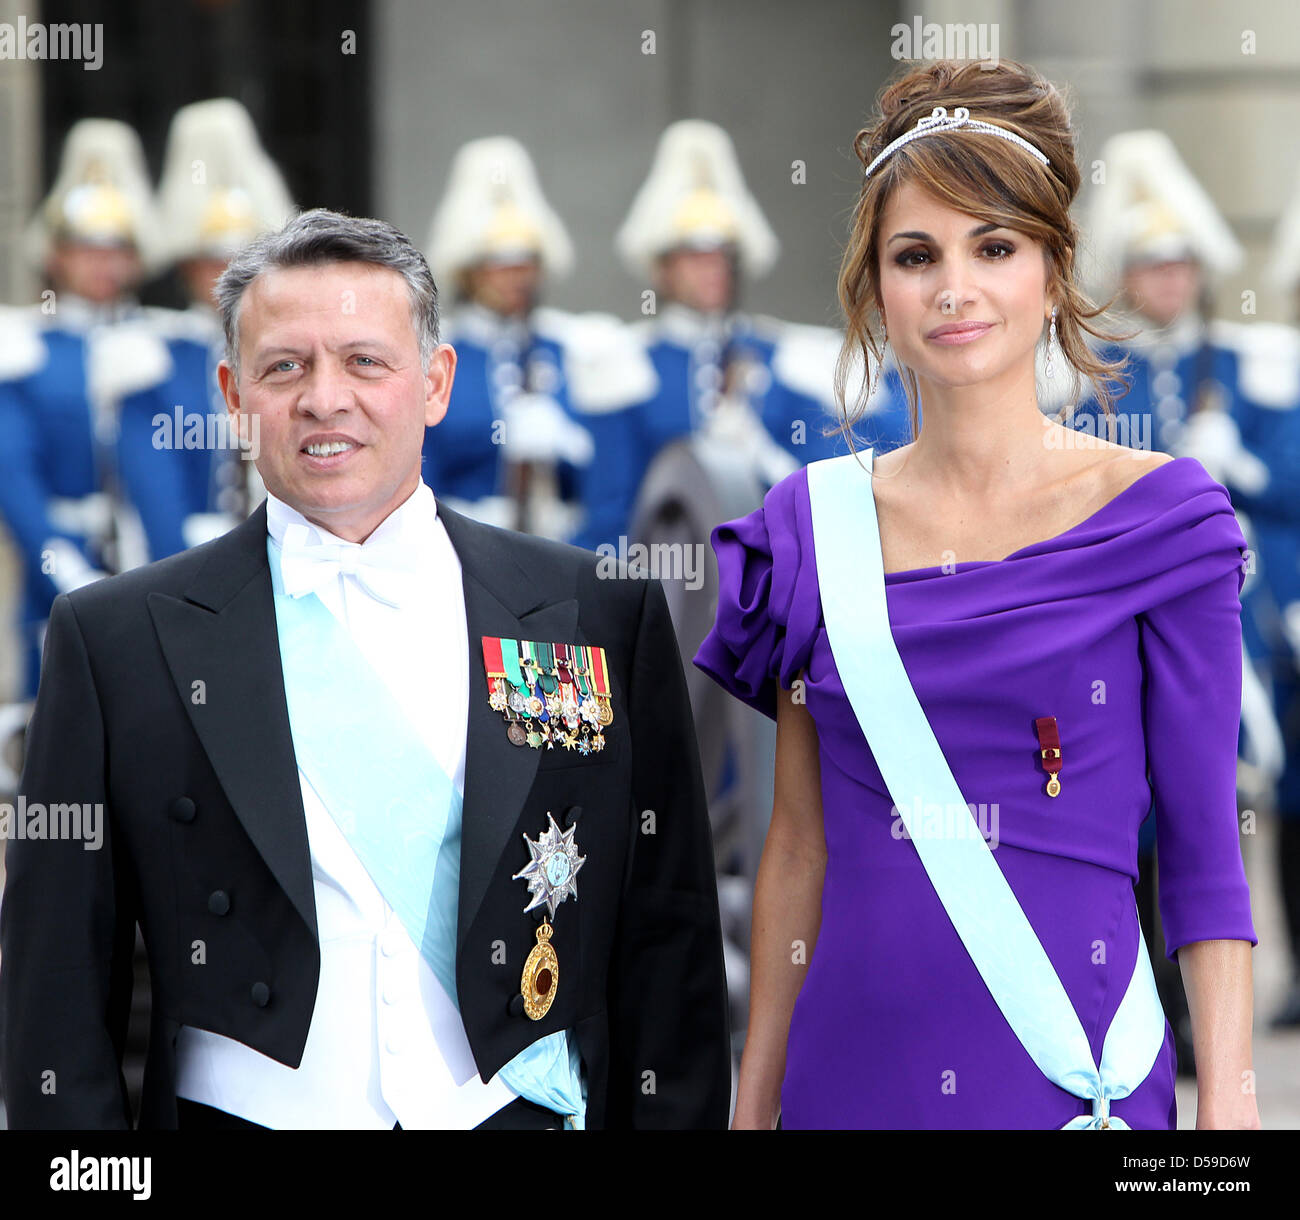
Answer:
[{"xmin": 277, "ymin": 522, "xmax": 414, "ymax": 608}]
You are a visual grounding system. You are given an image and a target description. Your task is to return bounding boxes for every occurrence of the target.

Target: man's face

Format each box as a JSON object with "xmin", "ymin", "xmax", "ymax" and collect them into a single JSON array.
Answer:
[
  {"xmin": 47, "ymin": 240, "xmax": 142, "ymax": 304},
  {"xmin": 1122, "ymin": 258, "xmax": 1201, "ymax": 329},
  {"xmin": 217, "ymin": 260, "xmax": 455, "ymax": 544},
  {"xmin": 466, "ymin": 258, "xmax": 541, "ymax": 317},
  {"xmin": 656, "ymin": 247, "xmax": 735, "ymax": 314},
  {"xmin": 181, "ymin": 256, "xmax": 232, "ymax": 311}
]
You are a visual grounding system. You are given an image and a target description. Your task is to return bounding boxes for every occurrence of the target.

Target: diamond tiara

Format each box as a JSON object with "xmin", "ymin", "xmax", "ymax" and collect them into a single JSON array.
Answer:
[{"xmin": 863, "ymin": 106, "xmax": 1051, "ymax": 180}]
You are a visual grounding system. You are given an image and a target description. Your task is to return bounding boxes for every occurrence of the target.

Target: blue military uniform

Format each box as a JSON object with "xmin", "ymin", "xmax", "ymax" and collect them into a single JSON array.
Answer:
[
  {"xmin": 422, "ymin": 304, "xmax": 579, "ymax": 514},
  {"xmin": 1216, "ymin": 324, "xmax": 1300, "ymax": 807},
  {"xmin": 0, "ymin": 300, "xmax": 170, "ymax": 694},
  {"xmin": 575, "ymin": 311, "xmax": 920, "ymax": 552},
  {"xmin": 1069, "ymin": 315, "xmax": 1242, "ymax": 456},
  {"xmin": 574, "ymin": 307, "xmax": 860, "ymax": 552},
  {"xmin": 117, "ymin": 307, "xmax": 244, "ymax": 561}
]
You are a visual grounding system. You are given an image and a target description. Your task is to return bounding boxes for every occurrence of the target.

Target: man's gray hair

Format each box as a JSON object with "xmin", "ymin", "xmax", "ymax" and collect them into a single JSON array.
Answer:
[{"xmin": 214, "ymin": 208, "xmax": 440, "ymax": 376}]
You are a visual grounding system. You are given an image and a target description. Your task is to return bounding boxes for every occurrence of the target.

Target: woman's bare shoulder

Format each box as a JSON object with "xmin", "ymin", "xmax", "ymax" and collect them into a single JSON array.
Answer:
[{"xmin": 1097, "ymin": 444, "xmax": 1177, "ymax": 498}]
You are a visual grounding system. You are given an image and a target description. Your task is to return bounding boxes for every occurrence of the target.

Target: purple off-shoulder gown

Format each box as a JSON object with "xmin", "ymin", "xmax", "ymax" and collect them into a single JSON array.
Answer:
[{"xmin": 693, "ymin": 456, "xmax": 1258, "ymax": 1129}]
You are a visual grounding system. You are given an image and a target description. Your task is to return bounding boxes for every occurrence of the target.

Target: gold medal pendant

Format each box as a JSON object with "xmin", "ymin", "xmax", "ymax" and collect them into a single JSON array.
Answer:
[
  {"xmin": 521, "ymin": 920, "xmax": 559, "ymax": 1020},
  {"xmin": 513, "ymin": 812, "xmax": 585, "ymax": 1021}
]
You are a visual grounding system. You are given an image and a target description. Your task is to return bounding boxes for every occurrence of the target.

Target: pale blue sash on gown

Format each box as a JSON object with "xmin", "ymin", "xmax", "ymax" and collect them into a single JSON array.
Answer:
[
  {"xmin": 805, "ymin": 451, "xmax": 1166, "ymax": 1129},
  {"xmin": 268, "ymin": 537, "xmax": 586, "ymax": 1127}
]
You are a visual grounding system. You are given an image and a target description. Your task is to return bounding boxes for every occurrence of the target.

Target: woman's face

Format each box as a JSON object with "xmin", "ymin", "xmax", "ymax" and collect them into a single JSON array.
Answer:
[{"xmin": 876, "ymin": 179, "xmax": 1051, "ymax": 392}]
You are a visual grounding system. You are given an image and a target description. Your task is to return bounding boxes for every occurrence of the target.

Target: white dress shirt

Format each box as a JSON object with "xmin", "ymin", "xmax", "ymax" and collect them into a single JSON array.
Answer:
[{"xmin": 174, "ymin": 479, "xmax": 519, "ymax": 1128}]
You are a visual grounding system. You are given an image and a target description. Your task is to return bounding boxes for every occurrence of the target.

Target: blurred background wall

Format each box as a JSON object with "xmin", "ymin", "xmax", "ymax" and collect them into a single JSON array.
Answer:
[{"xmin": 4, "ymin": 0, "xmax": 1298, "ymax": 324}]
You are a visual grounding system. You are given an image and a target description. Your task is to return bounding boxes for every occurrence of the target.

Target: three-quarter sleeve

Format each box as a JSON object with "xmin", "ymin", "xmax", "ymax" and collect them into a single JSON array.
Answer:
[
  {"xmin": 693, "ymin": 469, "xmax": 820, "ymax": 721},
  {"xmin": 1139, "ymin": 502, "xmax": 1258, "ymax": 959}
]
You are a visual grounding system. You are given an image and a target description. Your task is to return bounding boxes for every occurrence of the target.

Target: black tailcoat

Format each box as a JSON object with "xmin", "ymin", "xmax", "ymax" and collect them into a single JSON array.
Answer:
[{"xmin": 0, "ymin": 498, "xmax": 731, "ymax": 1128}]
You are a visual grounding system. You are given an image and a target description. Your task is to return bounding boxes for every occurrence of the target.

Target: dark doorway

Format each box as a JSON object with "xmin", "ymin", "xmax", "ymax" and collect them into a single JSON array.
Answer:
[{"xmin": 39, "ymin": 0, "xmax": 374, "ymax": 306}]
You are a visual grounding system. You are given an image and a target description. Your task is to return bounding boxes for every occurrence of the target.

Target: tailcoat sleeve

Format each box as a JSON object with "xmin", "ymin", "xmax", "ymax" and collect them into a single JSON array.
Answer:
[
  {"xmin": 604, "ymin": 576, "xmax": 731, "ymax": 1127},
  {"xmin": 0, "ymin": 593, "xmax": 136, "ymax": 1127}
]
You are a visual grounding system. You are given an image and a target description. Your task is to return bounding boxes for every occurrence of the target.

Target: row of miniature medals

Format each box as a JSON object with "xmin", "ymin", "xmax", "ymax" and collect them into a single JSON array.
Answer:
[{"xmin": 483, "ymin": 637, "xmax": 614, "ymax": 754}]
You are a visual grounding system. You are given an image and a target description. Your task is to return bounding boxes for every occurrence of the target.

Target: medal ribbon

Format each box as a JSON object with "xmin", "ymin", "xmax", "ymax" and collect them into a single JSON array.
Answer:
[
  {"xmin": 590, "ymin": 647, "xmax": 610, "ymax": 698},
  {"xmin": 501, "ymin": 636, "xmax": 528, "ymax": 696},
  {"xmin": 482, "ymin": 635, "xmax": 507, "ymax": 678},
  {"xmin": 538, "ymin": 641, "xmax": 559, "ymax": 693},
  {"xmin": 574, "ymin": 646, "xmax": 592, "ymax": 698}
]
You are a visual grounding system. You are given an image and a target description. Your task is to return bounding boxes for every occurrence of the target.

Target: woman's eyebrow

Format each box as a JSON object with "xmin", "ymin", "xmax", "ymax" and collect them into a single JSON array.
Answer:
[{"xmin": 887, "ymin": 223, "xmax": 1003, "ymax": 244}]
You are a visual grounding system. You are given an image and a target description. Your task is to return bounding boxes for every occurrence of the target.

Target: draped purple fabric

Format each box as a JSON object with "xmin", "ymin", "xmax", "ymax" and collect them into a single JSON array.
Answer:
[{"xmin": 694, "ymin": 457, "xmax": 1258, "ymax": 1129}]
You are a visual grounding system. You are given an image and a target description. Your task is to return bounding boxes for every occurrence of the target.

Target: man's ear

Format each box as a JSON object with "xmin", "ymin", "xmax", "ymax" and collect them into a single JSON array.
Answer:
[
  {"xmin": 424, "ymin": 343, "xmax": 456, "ymax": 429},
  {"xmin": 217, "ymin": 360, "xmax": 239, "ymax": 416},
  {"xmin": 217, "ymin": 361, "xmax": 254, "ymax": 450}
]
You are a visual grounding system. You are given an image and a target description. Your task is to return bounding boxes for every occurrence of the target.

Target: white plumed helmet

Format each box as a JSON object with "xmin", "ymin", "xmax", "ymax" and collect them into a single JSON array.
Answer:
[
  {"xmin": 425, "ymin": 136, "xmax": 573, "ymax": 287},
  {"xmin": 1082, "ymin": 129, "xmax": 1242, "ymax": 300},
  {"xmin": 615, "ymin": 119, "xmax": 779, "ymax": 281},
  {"xmin": 156, "ymin": 98, "xmax": 295, "ymax": 267},
  {"xmin": 27, "ymin": 118, "xmax": 162, "ymax": 273}
]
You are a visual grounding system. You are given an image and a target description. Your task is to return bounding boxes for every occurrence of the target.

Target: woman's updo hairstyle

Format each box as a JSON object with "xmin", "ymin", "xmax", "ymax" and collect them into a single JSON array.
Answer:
[{"xmin": 835, "ymin": 58, "xmax": 1128, "ymax": 444}]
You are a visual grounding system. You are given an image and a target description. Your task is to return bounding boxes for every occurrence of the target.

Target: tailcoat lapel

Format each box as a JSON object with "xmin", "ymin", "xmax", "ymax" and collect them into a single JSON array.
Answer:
[{"xmin": 147, "ymin": 501, "xmax": 317, "ymax": 942}]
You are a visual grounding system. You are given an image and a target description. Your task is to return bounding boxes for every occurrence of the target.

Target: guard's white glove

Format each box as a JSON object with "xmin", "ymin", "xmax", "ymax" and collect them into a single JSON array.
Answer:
[
  {"xmin": 500, "ymin": 393, "xmax": 594, "ymax": 467},
  {"xmin": 1284, "ymin": 600, "xmax": 1300, "ymax": 666},
  {"xmin": 86, "ymin": 321, "xmax": 173, "ymax": 404},
  {"xmin": 40, "ymin": 537, "xmax": 108, "ymax": 594},
  {"xmin": 441, "ymin": 495, "xmax": 516, "ymax": 531},
  {"xmin": 702, "ymin": 394, "xmax": 799, "ymax": 488},
  {"xmin": 1239, "ymin": 651, "xmax": 1285, "ymax": 784},
  {"xmin": 181, "ymin": 512, "xmax": 241, "ymax": 549},
  {"xmin": 1178, "ymin": 411, "xmax": 1270, "ymax": 496}
]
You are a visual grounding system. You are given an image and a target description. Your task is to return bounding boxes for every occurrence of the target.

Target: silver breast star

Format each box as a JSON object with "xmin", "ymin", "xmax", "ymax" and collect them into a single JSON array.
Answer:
[{"xmin": 513, "ymin": 812, "xmax": 586, "ymax": 917}]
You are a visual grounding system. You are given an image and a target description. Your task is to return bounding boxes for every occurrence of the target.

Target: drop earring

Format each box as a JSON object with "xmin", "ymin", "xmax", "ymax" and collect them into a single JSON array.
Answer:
[
  {"xmin": 870, "ymin": 321, "xmax": 888, "ymax": 399},
  {"xmin": 1044, "ymin": 306, "xmax": 1058, "ymax": 379}
]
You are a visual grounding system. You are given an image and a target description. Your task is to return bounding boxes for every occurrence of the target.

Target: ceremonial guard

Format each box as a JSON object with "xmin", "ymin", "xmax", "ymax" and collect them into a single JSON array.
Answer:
[
  {"xmin": 423, "ymin": 136, "xmax": 652, "ymax": 543},
  {"xmin": 120, "ymin": 98, "xmax": 294, "ymax": 561},
  {"xmin": 1074, "ymin": 130, "xmax": 1247, "ymax": 455},
  {"xmin": 0, "ymin": 119, "xmax": 171, "ymax": 696},
  {"xmin": 1075, "ymin": 129, "xmax": 1280, "ymax": 1070},
  {"xmin": 573, "ymin": 120, "xmax": 849, "ymax": 552},
  {"xmin": 1211, "ymin": 176, "xmax": 1300, "ymax": 1028}
]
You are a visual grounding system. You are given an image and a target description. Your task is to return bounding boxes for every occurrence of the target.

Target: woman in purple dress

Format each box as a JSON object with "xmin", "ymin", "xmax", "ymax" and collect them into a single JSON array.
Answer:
[{"xmin": 694, "ymin": 59, "xmax": 1260, "ymax": 1130}]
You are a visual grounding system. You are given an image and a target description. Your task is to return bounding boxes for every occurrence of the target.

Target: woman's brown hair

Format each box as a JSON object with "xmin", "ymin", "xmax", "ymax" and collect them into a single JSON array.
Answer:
[{"xmin": 835, "ymin": 58, "xmax": 1129, "ymax": 447}]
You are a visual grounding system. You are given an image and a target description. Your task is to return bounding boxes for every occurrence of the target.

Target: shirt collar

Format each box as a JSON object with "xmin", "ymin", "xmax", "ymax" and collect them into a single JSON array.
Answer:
[
  {"xmin": 447, "ymin": 302, "xmax": 531, "ymax": 348},
  {"xmin": 266, "ymin": 478, "xmax": 440, "ymax": 558},
  {"xmin": 1120, "ymin": 310, "xmax": 1204, "ymax": 358},
  {"xmin": 47, "ymin": 293, "xmax": 141, "ymax": 332}
]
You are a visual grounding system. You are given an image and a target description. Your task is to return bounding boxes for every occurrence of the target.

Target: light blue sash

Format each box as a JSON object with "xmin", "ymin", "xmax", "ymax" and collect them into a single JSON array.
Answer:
[
  {"xmin": 268, "ymin": 537, "xmax": 586, "ymax": 1127},
  {"xmin": 805, "ymin": 452, "xmax": 1166, "ymax": 1130}
]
